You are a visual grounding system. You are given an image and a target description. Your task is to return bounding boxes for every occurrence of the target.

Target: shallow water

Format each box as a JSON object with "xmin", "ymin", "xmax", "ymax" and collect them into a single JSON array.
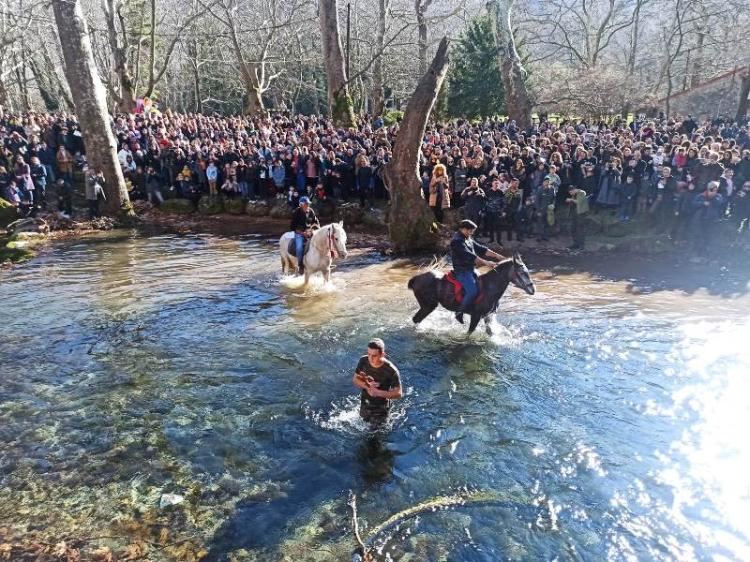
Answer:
[{"xmin": 1, "ymin": 232, "xmax": 749, "ymax": 561}]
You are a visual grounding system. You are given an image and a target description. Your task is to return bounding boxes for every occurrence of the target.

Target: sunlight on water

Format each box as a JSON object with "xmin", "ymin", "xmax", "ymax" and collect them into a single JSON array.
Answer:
[
  {"xmin": 1, "ymin": 233, "xmax": 749, "ymax": 561},
  {"xmin": 664, "ymin": 319, "xmax": 750, "ymax": 560}
]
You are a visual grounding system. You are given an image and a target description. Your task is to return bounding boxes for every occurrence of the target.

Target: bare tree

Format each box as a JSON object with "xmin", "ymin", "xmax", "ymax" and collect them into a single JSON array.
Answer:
[
  {"xmin": 53, "ymin": 0, "xmax": 133, "ymax": 219},
  {"xmin": 414, "ymin": 0, "xmax": 433, "ymax": 76},
  {"xmin": 371, "ymin": 0, "xmax": 390, "ymax": 116},
  {"xmin": 384, "ymin": 36, "xmax": 450, "ymax": 253},
  {"xmin": 319, "ymin": 0, "xmax": 356, "ymax": 126},
  {"xmin": 524, "ymin": 0, "xmax": 640, "ymax": 68},
  {"xmin": 488, "ymin": 0, "xmax": 532, "ymax": 127},
  {"xmin": 102, "ymin": 0, "xmax": 138, "ymax": 112}
]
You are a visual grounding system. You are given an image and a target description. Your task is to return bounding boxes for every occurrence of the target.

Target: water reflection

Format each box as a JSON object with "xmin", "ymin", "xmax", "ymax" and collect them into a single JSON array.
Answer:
[
  {"xmin": 356, "ymin": 435, "xmax": 396, "ymax": 489},
  {"xmin": 0, "ymin": 233, "xmax": 749, "ymax": 561}
]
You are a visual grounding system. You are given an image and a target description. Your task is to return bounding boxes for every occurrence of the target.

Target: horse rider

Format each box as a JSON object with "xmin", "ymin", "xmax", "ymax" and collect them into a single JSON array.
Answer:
[
  {"xmin": 290, "ymin": 196, "xmax": 319, "ymax": 274},
  {"xmin": 451, "ymin": 219, "xmax": 505, "ymax": 324}
]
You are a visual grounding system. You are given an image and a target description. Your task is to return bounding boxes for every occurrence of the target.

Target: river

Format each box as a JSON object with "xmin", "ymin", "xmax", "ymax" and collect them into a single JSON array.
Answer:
[{"xmin": 1, "ymin": 232, "xmax": 749, "ymax": 561}]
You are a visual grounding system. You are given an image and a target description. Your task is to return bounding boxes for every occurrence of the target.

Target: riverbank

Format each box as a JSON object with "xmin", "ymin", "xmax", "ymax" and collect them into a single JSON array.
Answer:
[{"xmin": 2, "ymin": 197, "xmax": 749, "ymax": 272}]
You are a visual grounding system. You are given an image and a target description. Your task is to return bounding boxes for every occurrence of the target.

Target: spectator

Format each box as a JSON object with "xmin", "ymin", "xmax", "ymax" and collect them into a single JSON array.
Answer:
[
  {"xmin": 461, "ymin": 178, "xmax": 486, "ymax": 231},
  {"xmin": 566, "ymin": 185, "xmax": 590, "ymax": 250},
  {"xmin": 85, "ymin": 167, "xmax": 106, "ymax": 219},
  {"xmin": 535, "ymin": 177, "xmax": 556, "ymax": 241},
  {"xmin": 690, "ymin": 181, "xmax": 724, "ymax": 255},
  {"xmin": 56, "ymin": 177, "xmax": 74, "ymax": 217}
]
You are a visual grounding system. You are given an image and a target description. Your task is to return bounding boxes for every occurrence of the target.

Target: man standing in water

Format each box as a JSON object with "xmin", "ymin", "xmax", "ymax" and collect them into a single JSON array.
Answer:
[{"xmin": 352, "ymin": 339, "xmax": 402, "ymax": 425}]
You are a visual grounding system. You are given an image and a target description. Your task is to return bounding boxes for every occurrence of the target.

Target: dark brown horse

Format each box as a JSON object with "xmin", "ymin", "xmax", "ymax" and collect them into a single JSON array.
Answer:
[{"xmin": 407, "ymin": 253, "xmax": 535, "ymax": 334}]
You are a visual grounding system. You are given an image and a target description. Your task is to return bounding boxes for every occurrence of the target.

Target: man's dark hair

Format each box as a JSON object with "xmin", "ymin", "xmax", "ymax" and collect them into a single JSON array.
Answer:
[{"xmin": 368, "ymin": 338, "xmax": 385, "ymax": 353}]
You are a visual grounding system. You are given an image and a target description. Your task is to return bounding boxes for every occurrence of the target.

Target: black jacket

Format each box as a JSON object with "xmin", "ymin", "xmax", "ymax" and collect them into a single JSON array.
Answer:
[
  {"xmin": 450, "ymin": 232, "xmax": 488, "ymax": 272},
  {"xmin": 290, "ymin": 206, "xmax": 318, "ymax": 232}
]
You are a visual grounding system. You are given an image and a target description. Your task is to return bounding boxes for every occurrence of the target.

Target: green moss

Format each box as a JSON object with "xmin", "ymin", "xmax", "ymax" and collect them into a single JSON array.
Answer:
[
  {"xmin": 0, "ymin": 235, "xmax": 37, "ymax": 264},
  {"xmin": 0, "ymin": 197, "xmax": 18, "ymax": 227},
  {"xmin": 331, "ymin": 91, "xmax": 357, "ymax": 127},
  {"xmin": 160, "ymin": 198, "xmax": 196, "ymax": 214}
]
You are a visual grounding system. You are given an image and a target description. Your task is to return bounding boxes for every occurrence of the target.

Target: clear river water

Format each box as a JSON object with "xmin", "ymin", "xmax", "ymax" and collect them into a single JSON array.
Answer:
[{"xmin": 1, "ymin": 232, "xmax": 749, "ymax": 562}]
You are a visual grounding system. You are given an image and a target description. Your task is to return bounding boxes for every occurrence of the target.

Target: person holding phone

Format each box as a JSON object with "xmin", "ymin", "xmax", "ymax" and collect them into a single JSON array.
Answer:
[{"xmin": 352, "ymin": 339, "xmax": 402, "ymax": 425}]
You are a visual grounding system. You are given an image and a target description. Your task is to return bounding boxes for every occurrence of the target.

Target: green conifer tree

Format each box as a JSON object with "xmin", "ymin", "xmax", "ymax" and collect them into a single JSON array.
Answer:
[{"xmin": 447, "ymin": 16, "xmax": 506, "ymax": 119}]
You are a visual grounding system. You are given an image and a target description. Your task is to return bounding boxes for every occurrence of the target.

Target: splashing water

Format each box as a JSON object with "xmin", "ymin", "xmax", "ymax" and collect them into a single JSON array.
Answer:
[{"xmin": 1, "ymin": 232, "xmax": 749, "ymax": 561}]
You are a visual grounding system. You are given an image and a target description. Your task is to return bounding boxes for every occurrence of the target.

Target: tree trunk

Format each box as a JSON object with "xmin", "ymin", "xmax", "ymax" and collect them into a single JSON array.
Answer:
[
  {"xmin": 244, "ymin": 79, "xmax": 265, "ymax": 115},
  {"xmin": 319, "ymin": 0, "xmax": 356, "ymax": 127},
  {"xmin": 103, "ymin": 0, "xmax": 137, "ymax": 113},
  {"xmin": 372, "ymin": 0, "xmax": 388, "ymax": 117},
  {"xmin": 489, "ymin": 0, "xmax": 533, "ymax": 129},
  {"xmin": 737, "ymin": 72, "xmax": 750, "ymax": 123},
  {"xmin": 53, "ymin": 0, "xmax": 134, "ymax": 219},
  {"xmin": 383, "ymin": 36, "xmax": 450, "ymax": 254},
  {"xmin": 689, "ymin": 28, "xmax": 705, "ymax": 90}
]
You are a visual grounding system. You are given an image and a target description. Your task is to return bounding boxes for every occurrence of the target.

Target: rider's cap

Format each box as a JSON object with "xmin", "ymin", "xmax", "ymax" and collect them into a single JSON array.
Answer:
[
  {"xmin": 299, "ymin": 196, "xmax": 310, "ymax": 205},
  {"xmin": 459, "ymin": 219, "xmax": 478, "ymax": 230}
]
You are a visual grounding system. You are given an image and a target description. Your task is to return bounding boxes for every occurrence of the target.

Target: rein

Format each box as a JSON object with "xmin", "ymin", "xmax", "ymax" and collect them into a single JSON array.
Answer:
[
  {"xmin": 489, "ymin": 258, "xmax": 518, "ymax": 284},
  {"xmin": 327, "ymin": 226, "xmax": 339, "ymax": 259}
]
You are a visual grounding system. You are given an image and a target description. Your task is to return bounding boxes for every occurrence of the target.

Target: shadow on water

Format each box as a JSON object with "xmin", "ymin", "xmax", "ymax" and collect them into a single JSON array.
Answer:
[
  {"xmin": 3, "ymin": 233, "xmax": 750, "ymax": 561},
  {"xmin": 523, "ymin": 250, "xmax": 750, "ymax": 298}
]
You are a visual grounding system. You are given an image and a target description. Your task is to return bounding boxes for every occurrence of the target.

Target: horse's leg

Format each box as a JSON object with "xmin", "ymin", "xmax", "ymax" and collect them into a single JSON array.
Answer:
[
  {"xmin": 412, "ymin": 284, "xmax": 438, "ymax": 324},
  {"xmin": 412, "ymin": 304, "xmax": 437, "ymax": 324},
  {"xmin": 467, "ymin": 313, "xmax": 482, "ymax": 334},
  {"xmin": 484, "ymin": 315, "xmax": 493, "ymax": 336},
  {"xmin": 324, "ymin": 266, "xmax": 331, "ymax": 283}
]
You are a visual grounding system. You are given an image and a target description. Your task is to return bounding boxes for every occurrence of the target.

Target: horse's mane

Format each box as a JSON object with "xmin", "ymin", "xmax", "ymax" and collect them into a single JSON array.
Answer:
[{"xmin": 424, "ymin": 255, "xmax": 449, "ymax": 273}]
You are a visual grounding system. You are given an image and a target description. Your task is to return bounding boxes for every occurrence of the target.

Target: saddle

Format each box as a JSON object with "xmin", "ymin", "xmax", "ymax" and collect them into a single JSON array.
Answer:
[{"xmin": 444, "ymin": 271, "xmax": 483, "ymax": 304}]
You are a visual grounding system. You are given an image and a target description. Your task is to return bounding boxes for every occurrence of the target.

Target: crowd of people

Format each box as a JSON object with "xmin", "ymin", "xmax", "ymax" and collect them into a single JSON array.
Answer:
[{"xmin": 1, "ymin": 109, "xmax": 749, "ymax": 252}]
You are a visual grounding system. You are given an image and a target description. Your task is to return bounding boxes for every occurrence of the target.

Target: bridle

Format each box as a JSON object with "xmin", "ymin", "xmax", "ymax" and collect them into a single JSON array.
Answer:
[{"xmin": 327, "ymin": 225, "xmax": 339, "ymax": 259}]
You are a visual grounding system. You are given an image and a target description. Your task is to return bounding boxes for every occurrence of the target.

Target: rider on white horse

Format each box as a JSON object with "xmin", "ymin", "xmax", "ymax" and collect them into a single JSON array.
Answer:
[{"xmin": 290, "ymin": 196, "xmax": 320, "ymax": 275}]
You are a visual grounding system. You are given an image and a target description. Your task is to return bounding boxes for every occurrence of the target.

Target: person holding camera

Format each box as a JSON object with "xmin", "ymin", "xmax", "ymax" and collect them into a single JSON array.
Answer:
[
  {"xmin": 85, "ymin": 167, "xmax": 106, "ymax": 219},
  {"xmin": 461, "ymin": 178, "xmax": 486, "ymax": 233}
]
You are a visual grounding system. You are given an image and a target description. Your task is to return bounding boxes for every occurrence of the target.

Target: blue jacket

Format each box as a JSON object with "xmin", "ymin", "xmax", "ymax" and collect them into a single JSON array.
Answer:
[{"xmin": 450, "ymin": 232, "xmax": 488, "ymax": 272}]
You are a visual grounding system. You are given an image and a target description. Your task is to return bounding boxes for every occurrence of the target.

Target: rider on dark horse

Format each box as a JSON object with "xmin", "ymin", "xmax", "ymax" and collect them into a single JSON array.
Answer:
[
  {"xmin": 451, "ymin": 219, "xmax": 506, "ymax": 324},
  {"xmin": 290, "ymin": 196, "xmax": 319, "ymax": 274}
]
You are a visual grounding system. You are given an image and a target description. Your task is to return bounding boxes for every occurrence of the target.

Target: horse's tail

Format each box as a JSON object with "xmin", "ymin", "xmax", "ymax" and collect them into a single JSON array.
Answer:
[{"xmin": 409, "ymin": 256, "xmax": 446, "ymax": 290}]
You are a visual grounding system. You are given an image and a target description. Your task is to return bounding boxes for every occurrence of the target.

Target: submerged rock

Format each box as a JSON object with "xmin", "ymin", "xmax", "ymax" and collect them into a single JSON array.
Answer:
[{"xmin": 159, "ymin": 493, "xmax": 185, "ymax": 508}]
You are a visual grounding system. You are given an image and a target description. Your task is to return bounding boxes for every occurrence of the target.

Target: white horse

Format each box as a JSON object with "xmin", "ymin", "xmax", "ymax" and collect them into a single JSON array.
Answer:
[{"xmin": 279, "ymin": 222, "xmax": 348, "ymax": 285}]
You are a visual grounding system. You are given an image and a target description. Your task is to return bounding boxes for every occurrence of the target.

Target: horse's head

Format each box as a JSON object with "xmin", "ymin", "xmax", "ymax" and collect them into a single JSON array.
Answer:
[
  {"xmin": 509, "ymin": 252, "xmax": 535, "ymax": 295},
  {"xmin": 331, "ymin": 221, "xmax": 348, "ymax": 259}
]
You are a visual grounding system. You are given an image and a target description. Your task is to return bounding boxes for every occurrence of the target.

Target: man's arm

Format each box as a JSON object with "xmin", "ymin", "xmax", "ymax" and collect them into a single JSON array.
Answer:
[
  {"xmin": 352, "ymin": 371, "xmax": 370, "ymax": 390},
  {"xmin": 473, "ymin": 240, "xmax": 504, "ymax": 264},
  {"xmin": 377, "ymin": 385, "xmax": 402, "ymax": 400}
]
